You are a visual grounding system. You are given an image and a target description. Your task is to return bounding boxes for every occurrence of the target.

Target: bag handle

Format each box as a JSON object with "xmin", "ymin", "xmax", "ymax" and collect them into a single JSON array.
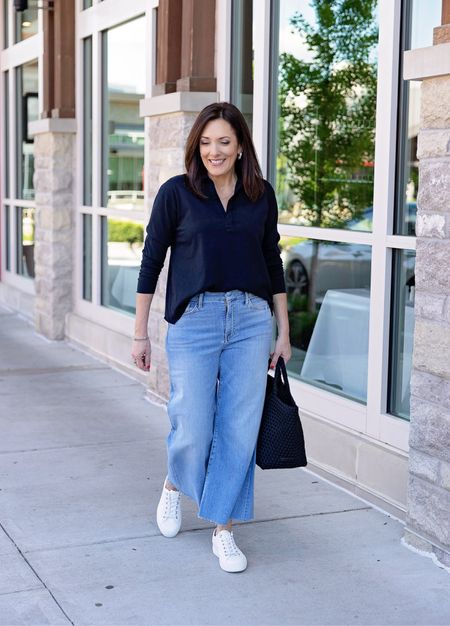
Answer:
[{"xmin": 273, "ymin": 357, "xmax": 291, "ymax": 396}]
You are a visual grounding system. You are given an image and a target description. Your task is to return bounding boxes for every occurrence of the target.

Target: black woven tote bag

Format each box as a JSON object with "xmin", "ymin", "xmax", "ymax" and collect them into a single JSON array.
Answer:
[{"xmin": 256, "ymin": 357, "xmax": 307, "ymax": 469}]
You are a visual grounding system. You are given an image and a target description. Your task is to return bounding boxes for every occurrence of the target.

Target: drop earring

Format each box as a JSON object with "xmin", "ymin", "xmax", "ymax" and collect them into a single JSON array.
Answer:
[{"xmin": 238, "ymin": 152, "xmax": 243, "ymax": 160}]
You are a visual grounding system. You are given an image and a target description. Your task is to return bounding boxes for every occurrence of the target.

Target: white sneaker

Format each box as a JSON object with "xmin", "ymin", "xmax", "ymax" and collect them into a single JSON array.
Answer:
[
  {"xmin": 156, "ymin": 477, "xmax": 182, "ymax": 538},
  {"xmin": 212, "ymin": 529, "xmax": 247, "ymax": 572}
]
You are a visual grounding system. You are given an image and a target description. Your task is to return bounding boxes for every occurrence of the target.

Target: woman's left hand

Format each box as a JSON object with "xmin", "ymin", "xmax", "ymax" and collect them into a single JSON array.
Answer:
[{"xmin": 270, "ymin": 334, "xmax": 292, "ymax": 369}]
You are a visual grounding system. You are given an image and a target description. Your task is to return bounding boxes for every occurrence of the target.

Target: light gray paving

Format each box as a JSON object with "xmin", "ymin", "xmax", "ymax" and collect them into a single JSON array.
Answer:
[{"xmin": 0, "ymin": 306, "xmax": 449, "ymax": 626}]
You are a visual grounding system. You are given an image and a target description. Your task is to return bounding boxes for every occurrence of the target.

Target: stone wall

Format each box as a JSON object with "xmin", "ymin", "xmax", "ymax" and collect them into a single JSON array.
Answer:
[
  {"xmin": 143, "ymin": 110, "xmax": 199, "ymax": 402},
  {"xmin": 33, "ymin": 131, "xmax": 76, "ymax": 340},
  {"xmin": 405, "ymin": 74, "xmax": 450, "ymax": 567}
]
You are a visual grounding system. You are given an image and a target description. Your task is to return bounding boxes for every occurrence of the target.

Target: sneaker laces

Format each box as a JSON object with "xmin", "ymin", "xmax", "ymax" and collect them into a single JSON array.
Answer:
[
  {"xmin": 218, "ymin": 531, "xmax": 241, "ymax": 558},
  {"xmin": 163, "ymin": 489, "xmax": 180, "ymax": 520}
]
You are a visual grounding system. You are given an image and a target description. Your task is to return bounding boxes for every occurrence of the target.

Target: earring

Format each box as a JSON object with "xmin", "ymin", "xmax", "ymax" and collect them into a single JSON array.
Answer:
[{"xmin": 238, "ymin": 152, "xmax": 242, "ymax": 160}]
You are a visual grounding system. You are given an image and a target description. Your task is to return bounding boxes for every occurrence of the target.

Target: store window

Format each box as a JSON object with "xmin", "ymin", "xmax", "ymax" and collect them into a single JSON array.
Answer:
[
  {"xmin": 388, "ymin": 250, "xmax": 415, "ymax": 419},
  {"xmin": 83, "ymin": 36, "xmax": 93, "ymax": 206},
  {"xmin": 3, "ymin": 0, "xmax": 9, "ymax": 48},
  {"xmin": 16, "ymin": 59, "xmax": 38, "ymax": 201},
  {"xmin": 100, "ymin": 16, "xmax": 145, "ymax": 315},
  {"xmin": 83, "ymin": 214, "xmax": 93, "ymax": 301},
  {"xmin": 101, "ymin": 18, "xmax": 145, "ymax": 212},
  {"xmin": 5, "ymin": 206, "xmax": 11, "ymax": 271},
  {"xmin": 281, "ymin": 234, "xmax": 371, "ymax": 403},
  {"xmin": 270, "ymin": 0, "xmax": 378, "ymax": 230},
  {"xmin": 83, "ymin": 0, "xmax": 93, "ymax": 9},
  {"xmin": 14, "ymin": 6, "xmax": 38, "ymax": 42},
  {"xmin": 16, "ymin": 206, "xmax": 35, "ymax": 278},
  {"xmin": 101, "ymin": 216, "xmax": 144, "ymax": 315},
  {"xmin": 3, "ymin": 71, "xmax": 9, "ymax": 198},
  {"xmin": 230, "ymin": 0, "xmax": 253, "ymax": 131},
  {"xmin": 395, "ymin": 0, "xmax": 441, "ymax": 236}
]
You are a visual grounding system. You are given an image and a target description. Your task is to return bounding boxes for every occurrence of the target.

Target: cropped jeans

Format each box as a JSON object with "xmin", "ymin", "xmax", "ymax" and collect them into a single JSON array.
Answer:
[{"xmin": 165, "ymin": 290, "xmax": 274, "ymax": 525}]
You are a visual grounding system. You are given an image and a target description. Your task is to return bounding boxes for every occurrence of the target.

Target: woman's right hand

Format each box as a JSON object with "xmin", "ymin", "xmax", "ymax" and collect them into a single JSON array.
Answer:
[{"xmin": 131, "ymin": 338, "xmax": 151, "ymax": 371}]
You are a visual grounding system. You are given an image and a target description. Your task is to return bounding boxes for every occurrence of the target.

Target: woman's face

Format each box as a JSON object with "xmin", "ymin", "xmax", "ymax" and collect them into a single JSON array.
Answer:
[{"xmin": 199, "ymin": 118, "xmax": 242, "ymax": 179}]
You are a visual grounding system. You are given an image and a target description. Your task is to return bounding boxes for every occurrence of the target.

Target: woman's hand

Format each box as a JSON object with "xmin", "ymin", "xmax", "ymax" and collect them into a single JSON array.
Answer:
[
  {"xmin": 131, "ymin": 338, "xmax": 151, "ymax": 371},
  {"xmin": 270, "ymin": 333, "xmax": 291, "ymax": 370}
]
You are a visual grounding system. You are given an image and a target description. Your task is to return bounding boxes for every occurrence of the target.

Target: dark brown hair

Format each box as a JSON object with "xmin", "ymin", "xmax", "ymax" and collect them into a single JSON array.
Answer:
[{"xmin": 184, "ymin": 102, "xmax": 265, "ymax": 202}]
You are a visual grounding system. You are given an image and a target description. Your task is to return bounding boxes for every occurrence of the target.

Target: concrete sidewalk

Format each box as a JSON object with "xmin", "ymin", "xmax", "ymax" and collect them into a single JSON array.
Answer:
[{"xmin": 0, "ymin": 305, "xmax": 449, "ymax": 626}]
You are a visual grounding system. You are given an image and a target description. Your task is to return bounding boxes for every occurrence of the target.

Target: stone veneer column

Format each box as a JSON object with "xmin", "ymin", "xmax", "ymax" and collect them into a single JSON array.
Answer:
[
  {"xmin": 31, "ymin": 120, "xmax": 76, "ymax": 340},
  {"xmin": 403, "ymin": 23, "xmax": 450, "ymax": 567},
  {"xmin": 140, "ymin": 93, "xmax": 218, "ymax": 402}
]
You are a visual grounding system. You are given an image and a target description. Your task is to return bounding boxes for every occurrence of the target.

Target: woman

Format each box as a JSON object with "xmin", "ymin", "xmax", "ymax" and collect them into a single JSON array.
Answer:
[{"xmin": 132, "ymin": 102, "xmax": 291, "ymax": 573}]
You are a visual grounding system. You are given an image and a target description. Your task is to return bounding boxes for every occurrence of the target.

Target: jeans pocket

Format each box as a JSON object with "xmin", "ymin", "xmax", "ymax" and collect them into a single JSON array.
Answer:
[
  {"xmin": 248, "ymin": 295, "xmax": 269, "ymax": 311},
  {"xmin": 182, "ymin": 296, "xmax": 201, "ymax": 316}
]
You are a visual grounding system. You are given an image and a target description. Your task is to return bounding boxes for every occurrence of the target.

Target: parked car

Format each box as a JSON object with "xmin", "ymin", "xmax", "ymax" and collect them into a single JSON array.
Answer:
[{"xmin": 281, "ymin": 205, "xmax": 416, "ymax": 303}]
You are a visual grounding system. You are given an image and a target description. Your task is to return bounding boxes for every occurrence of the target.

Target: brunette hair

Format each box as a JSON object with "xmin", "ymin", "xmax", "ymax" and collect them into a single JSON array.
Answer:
[{"xmin": 184, "ymin": 102, "xmax": 265, "ymax": 202}]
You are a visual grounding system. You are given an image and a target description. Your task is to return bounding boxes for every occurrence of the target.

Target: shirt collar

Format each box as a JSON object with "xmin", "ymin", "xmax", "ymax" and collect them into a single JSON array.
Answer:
[{"xmin": 201, "ymin": 171, "xmax": 243, "ymax": 198}]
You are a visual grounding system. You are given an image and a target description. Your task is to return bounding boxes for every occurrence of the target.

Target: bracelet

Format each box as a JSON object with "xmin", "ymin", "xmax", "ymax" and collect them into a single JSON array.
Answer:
[{"xmin": 133, "ymin": 336, "xmax": 149, "ymax": 341}]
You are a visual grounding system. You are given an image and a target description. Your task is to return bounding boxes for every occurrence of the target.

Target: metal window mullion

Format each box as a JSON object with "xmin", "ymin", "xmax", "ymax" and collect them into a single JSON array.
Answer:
[
  {"xmin": 90, "ymin": 29, "xmax": 102, "ymax": 305},
  {"xmin": 365, "ymin": 0, "xmax": 403, "ymax": 441},
  {"xmin": 252, "ymin": 0, "xmax": 271, "ymax": 176}
]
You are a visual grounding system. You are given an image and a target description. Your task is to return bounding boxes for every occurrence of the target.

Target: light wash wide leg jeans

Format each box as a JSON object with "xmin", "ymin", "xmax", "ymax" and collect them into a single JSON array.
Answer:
[{"xmin": 165, "ymin": 290, "xmax": 274, "ymax": 525}]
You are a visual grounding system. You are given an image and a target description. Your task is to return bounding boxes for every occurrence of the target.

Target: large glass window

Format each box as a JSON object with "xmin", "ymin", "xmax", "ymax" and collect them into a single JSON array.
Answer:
[
  {"xmin": 14, "ymin": 7, "xmax": 38, "ymax": 42},
  {"xmin": 270, "ymin": 0, "xmax": 378, "ymax": 230},
  {"xmin": 281, "ymin": 234, "xmax": 372, "ymax": 403},
  {"xmin": 101, "ymin": 217, "xmax": 144, "ymax": 315},
  {"xmin": 83, "ymin": 214, "xmax": 93, "ymax": 301},
  {"xmin": 388, "ymin": 250, "xmax": 415, "ymax": 420},
  {"xmin": 15, "ymin": 59, "xmax": 38, "ymax": 201},
  {"xmin": 16, "ymin": 206, "xmax": 35, "ymax": 278},
  {"xmin": 83, "ymin": 37, "xmax": 93, "ymax": 206},
  {"xmin": 3, "ymin": 71, "xmax": 9, "ymax": 198},
  {"xmin": 395, "ymin": 0, "xmax": 441, "ymax": 236},
  {"xmin": 230, "ymin": 0, "xmax": 253, "ymax": 131},
  {"xmin": 5, "ymin": 206, "xmax": 10, "ymax": 271},
  {"xmin": 3, "ymin": 0, "xmax": 9, "ymax": 48},
  {"xmin": 101, "ymin": 18, "xmax": 145, "ymax": 212}
]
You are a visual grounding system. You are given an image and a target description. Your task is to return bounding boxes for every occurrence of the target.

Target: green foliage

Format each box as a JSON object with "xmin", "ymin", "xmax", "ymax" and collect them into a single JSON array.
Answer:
[
  {"xmin": 108, "ymin": 220, "xmax": 144, "ymax": 245},
  {"xmin": 278, "ymin": 0, "xmax": 378, "ymax": 228}
]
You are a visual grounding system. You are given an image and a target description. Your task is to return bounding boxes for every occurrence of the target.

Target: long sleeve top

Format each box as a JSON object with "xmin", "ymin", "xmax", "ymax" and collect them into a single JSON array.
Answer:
[{"xmin": 137, "ymin": 173, "xmax": 286, "ymax": 324}]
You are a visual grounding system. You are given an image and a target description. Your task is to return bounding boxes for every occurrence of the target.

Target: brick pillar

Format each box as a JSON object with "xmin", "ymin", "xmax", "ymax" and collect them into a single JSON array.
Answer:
[
  {"xmin": 404, "ymin": 19, "xmax": 450, "ymax": 567},
  {"xmin": 32, "ymin": 125, "xmax": 76, "ymax": 339}
]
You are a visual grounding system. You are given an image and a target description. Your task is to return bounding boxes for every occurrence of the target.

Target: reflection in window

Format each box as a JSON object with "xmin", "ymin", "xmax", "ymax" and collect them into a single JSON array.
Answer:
[
  {"xmin": 389, "ymin": 250, "xmax": 415, "ymax": 419},
  {"xmin": 5, "ymin": 206, "xmax": 10, "ymax": 271},
  {"xmin": 270, "ymin": 0, "xmax": 378, "ymax": 231},
  {"xmin": 281, "ymin": 235, "xmax": 371, "ymax": 403},
  {"xmin": 395, "ymin": 79, "xmax": 419, "ymax": 236},
  {"xmin": 16, "ymin": 60, "xmax": 38, "ymax": 200},
  {"xmin": 15, "ymin": 7, "xmax": 38, "ymax": 42},
  {"xmin": 101, "ymin": 216, "xmax": 144, "ymax": 315},
  {"xmin": 83, "ymin": 214, "xmax": 93, "ymax": 301},
  {"xmin": 3, "ymin": 71, "xmax": 9, "ymax": 197},
  {"xmin": 16, "ymin": 207, "xmax": 35, "ymax": 278},
  {"xmin": 230, "ymin": 0, "xmax": 253, "ymax": 131},
  {"xmin": 3, "ymin": 0, "xmax": 9, "ymax": 48},
  {"xmin": 409, "ymin": 0, "xmax": 442, "ymax": 49},
  {"xmin": 83, "ymin": 37, "xmax": 93, "ymax": 205},
  {"xmin": 101, "ymin": 17, "xmax": 145, "ymax": 211}
]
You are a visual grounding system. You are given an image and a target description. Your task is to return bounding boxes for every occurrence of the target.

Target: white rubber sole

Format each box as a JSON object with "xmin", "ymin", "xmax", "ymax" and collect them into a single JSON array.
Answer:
[{"xmin": 212, "ymin": 538, "xmax": 248, "ymax": 572}]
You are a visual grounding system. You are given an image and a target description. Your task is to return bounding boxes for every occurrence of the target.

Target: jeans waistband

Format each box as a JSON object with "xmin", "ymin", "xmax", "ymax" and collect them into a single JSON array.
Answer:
[{"xmin": 191, "ymin": 290, "xmax": 254, "ymax": 307}]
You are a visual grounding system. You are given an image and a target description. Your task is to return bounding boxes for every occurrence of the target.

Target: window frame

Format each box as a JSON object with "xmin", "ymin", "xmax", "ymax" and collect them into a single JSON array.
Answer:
[
  {"xmin": 0, "ymin": 6, "xmax": 43, "ymax": 293},
  {"xmin": 250, "ymin": 0, "xmax": 415, "ymax": 451},
  {"xmin": 74, "ymin": 0, "xmax": 155, "ymax": 335}
]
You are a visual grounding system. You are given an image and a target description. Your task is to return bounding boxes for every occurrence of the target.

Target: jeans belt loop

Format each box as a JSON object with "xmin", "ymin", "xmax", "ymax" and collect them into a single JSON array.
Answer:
[
  {"xmin": 198, "ymin": 292, "xmax": 204, "ymax": 309},
  {"xmin": 245, "ymin": 291, "xmax": 250, "ymax": 306}
]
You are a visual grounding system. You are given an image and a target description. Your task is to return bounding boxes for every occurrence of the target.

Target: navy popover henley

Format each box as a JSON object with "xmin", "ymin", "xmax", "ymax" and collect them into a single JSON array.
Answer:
[{"xmin": 136, "ymin": 173, "xmax": 286, "ymax": 324}]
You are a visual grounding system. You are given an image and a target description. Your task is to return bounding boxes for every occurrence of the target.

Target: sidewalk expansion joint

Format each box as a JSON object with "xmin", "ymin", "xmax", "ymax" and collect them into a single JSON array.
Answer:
[
  {"xmin": 0, "ymin": 522, "xmax": 74, "ymax": 625},
  {"xmin": 22, "ymin": 507, "xmax": 373, "ymax": 554},
  {"xmin": 0, "ymin": 437, "xmax": 165, "ymax": 456},
  {"xmin": 0, "ymin": 364, "xmax": 109, "ymax": 377},
  {"xmin": 0, "ymin": 585, "xmax": 45, "ymax": 598}
]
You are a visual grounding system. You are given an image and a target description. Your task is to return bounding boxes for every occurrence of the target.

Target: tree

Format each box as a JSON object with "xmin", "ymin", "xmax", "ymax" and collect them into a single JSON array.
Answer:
[{"xmin": 278, "ymin": 0, "xmax": 378, "ymax": 312}]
